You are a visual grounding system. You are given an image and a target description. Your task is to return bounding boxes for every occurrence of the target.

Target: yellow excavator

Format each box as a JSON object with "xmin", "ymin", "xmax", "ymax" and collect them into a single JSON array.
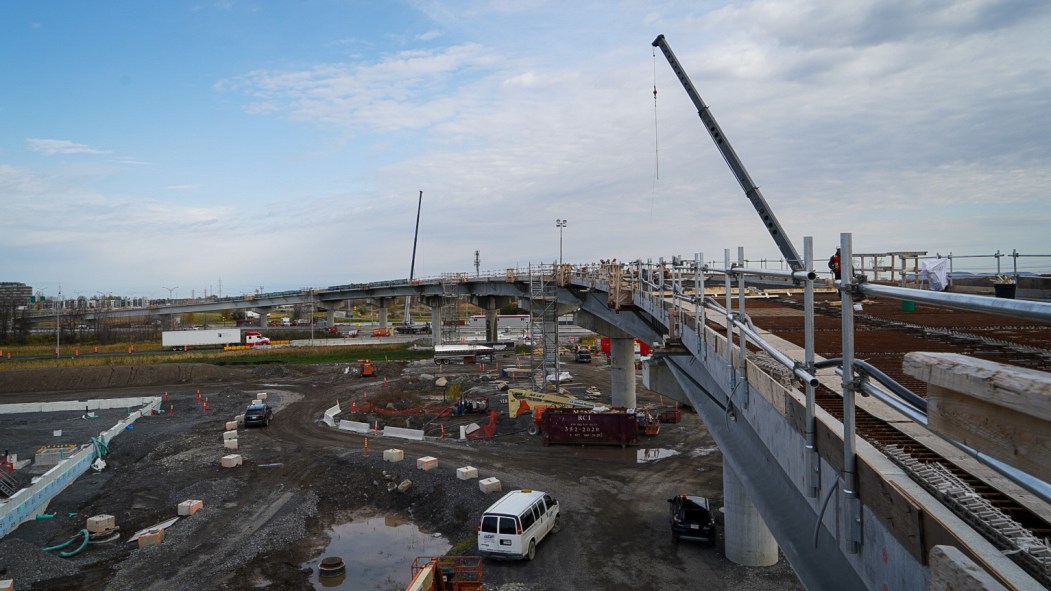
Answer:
[{"xmin": 507, "ymin": 388, "xmax": 598, "ymax": 435}]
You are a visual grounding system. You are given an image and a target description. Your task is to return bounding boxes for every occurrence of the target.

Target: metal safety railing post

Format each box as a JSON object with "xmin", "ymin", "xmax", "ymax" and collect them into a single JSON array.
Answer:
[
  {"xmin": 839, "ymin": 232, "xmax": 862, "ymax": 554},
  {"xmin": 724, "ymin": 250, "xmax": 735, "ymax": 396},
  {"xmin": 737, "ymin": 246, "xmax": 749, "ymax": 408},
  {"xmin": 803, "ymin": 236, "xmax": 820, "ymax": 498}
]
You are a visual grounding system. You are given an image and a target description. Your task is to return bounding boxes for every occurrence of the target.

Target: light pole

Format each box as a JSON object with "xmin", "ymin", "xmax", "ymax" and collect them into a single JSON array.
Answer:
[
  {"xmin": 554, "ymin": 219, "xmax": 568, "ymax": 388},
  {"xmin": 555, "ymin": 219, "xmax": 567, "ymax": 267},
  {"xmin": 55, "ymin": 287, "xmax": 62, "ymax": 358}
]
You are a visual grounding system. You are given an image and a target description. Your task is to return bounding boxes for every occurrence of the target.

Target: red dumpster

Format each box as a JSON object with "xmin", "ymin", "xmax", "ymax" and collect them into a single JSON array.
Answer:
[{"xmin": 541, "ymin": 408, "xmax": 639, "ymax": 447}]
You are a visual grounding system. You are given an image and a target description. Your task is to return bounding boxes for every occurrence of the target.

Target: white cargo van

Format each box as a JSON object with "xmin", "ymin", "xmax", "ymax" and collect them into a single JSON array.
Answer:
[{"xmin": 477, "ymin": 489, "xmax": 560, "ymax": 560}]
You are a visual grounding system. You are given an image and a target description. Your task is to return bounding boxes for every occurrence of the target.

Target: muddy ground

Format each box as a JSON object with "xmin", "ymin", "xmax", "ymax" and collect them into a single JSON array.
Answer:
[{"xmin": 0, "ymin": 358, "xmax": 802, "ymax": 590}]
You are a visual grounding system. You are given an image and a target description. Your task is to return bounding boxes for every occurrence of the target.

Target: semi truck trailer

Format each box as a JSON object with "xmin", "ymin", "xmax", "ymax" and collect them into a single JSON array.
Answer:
[{"xmin": 161, "ymin": 329, "xmax": 270, "ymax": 350}]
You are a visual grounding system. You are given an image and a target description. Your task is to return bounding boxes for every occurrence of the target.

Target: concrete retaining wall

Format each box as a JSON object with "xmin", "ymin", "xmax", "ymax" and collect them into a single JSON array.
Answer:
[
  {"xmin": 0, "ymin": 397, "xmax": 162, "ymax": 415},
  {"xmin": 0, "ymin": 399, "xmax": 160, "ymax": 539}
]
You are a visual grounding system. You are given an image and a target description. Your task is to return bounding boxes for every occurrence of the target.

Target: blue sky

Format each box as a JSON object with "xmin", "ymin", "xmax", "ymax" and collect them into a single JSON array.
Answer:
[{"xmin": 2, "ymin": 0, "xmax": 1049, "ymax": 300}]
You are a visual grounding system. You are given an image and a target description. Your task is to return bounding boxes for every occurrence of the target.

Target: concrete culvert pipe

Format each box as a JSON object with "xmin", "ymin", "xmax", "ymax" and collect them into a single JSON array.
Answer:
[{"xmin": 318, "ymin": 556, "xmax": 346, "ymax": 577}]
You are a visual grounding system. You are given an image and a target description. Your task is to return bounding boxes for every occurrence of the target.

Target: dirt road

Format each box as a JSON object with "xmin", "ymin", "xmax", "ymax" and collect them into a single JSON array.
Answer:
[{"xmin": 0, "ymin": 360, "xmax": 802, "ymax": 590}]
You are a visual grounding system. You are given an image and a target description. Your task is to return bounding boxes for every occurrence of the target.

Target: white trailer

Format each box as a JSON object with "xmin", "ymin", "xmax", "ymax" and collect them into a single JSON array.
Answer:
[
  {"xmin": 162, "ymin": 329, "xmax": 243, "ymax": 349},
  {"xmin": 433, "ymin": 344, "xmax": 495, "ymax": 365}
]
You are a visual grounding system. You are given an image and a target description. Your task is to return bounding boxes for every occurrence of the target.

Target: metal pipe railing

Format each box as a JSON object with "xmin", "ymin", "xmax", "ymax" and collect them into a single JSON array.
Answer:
[{"xmin": 855, "ymin": 281, "xmax": 1051, "ymax": 323}]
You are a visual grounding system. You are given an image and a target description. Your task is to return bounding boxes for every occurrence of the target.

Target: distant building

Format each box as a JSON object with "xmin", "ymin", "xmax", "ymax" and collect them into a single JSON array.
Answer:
[{"xmin": 0, "ymin": 282, "xmax": 32, "ymax": 306}]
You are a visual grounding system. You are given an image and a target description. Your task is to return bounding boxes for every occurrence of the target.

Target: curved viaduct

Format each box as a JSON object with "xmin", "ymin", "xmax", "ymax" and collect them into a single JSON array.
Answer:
[{"xmin": 36, "ymin": 256, "xmax": 1051, "ymax": 590}]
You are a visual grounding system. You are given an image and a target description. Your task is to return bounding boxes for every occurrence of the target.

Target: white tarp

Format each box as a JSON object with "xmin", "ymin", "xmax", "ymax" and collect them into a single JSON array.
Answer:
[{"xmin": 920, "ymin": 258, "xmax": 949, "ymax": 291}]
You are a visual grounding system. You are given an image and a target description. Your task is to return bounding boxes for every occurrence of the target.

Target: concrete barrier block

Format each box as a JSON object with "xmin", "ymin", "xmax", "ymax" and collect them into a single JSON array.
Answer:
[
  {"xmin": 479, "ymin": 477, "xmax": 502, "ymax": 493},
  {"xmin": 251, "ymin": 399, "xmax": 262, "ymax": 406},
  {"xmin": 383, "ymin": 449, "xmax": 404, "ymax": 462},
  {"xmin": 222, "ymin": 430, "xmax": 238, "ymax": 441},
  {"xmin": 235, "ymin": 414, "xmax": 245, "ymax": 426},
  {"xmin": 382, "ymin": 426, "xmax": 425, "ymax": 441},
  {"xmin": 86, "ymin": 514, "xmax": 115, "ymax": 533},
  {"xmin": 224, "ymin": 421, "xmax": 238, "ymax": 431},
  {"xmin": 178, "ymin": 499, "xmax": 203, "ymax": 516},
  {"xmin": 137, "ymin": 528, "xmax": 165, "ymax": 548},
  {"xmin": 416, "ymin": 456, "xmax": 438, "ymax": 471},
  {"xmin": 0, "ymin": 579, "xmax": 12, "ymax": 591},
  {"xmin": 456, "ymin": 466, "xmax": 479, "ymax": 480},
  {"xmin": 338, "ymin": 420, "xmax": 369, "ymax": 433},
  {"xmin": 220, "ymin": 454, "xmax": 243, "ymax": 468},
  {"xmin": 257, "ymin": 392, "xmax": 267, "ymax": 400},
  {"xmin": 224, "ymin": 439, "xmax": 238, "ymax": 450}
]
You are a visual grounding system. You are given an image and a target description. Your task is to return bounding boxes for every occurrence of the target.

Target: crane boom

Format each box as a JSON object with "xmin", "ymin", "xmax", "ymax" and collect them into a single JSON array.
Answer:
[{"xmin": 652, "ymin": 34, "xmax": 803, "ymax": 271}]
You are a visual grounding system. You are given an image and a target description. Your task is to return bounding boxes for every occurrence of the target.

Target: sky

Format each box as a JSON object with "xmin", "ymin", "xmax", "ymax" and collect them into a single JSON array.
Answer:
[{"xmin": 2, "ymin": 0, "xmax": 1050, "ymax": 300}]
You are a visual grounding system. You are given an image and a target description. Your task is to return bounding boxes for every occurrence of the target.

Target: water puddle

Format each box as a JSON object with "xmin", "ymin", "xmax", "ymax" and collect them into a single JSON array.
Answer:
[
  {"xmin": 305, "ymin": 514, "xmax": 451, "ymax": 590},
  {"xmin": 688, "ymin": 446, "xmax": 720, "ymax": 458},
  {"xmin": 637, "ymin": 448, "xmax": 681, "ymax": 463}
]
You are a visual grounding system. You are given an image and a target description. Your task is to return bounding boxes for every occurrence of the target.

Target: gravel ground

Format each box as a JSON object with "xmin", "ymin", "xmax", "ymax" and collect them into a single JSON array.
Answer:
[{"xmin": 0, "ymin": 361, "xmax": 804, "ymax": 591}]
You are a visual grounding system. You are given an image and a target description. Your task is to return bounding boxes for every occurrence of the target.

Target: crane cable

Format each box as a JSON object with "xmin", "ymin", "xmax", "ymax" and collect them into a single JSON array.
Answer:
[
  {"xmin": 652, "ymin": 47, "xmax": 660, "ymax": 182},
  {"xmin": 651, "ymin": 47, "xmax": 661, "ymax": 224}
]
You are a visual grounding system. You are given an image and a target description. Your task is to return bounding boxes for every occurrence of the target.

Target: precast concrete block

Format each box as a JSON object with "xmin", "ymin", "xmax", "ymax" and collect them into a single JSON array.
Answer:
[
  {"xmin": 257, "ymin": 392, "xmax": 267, "ymax": 400},
  {"xmin": 222, "ymin": 430, "xmax": 238, "ymax": 441},
  {"xmin": 177, "ymin": 500, "xmax": 203, "ymax": 516},
  {"xmin": 235, "ymin": 414, "xmax": 245, "ymax": 426},
  {"xmin": 224, "ymin": 421, "xmax": 238, "ymax": 431},
  {"xmin": 456, "ymin": 466, "xmax": 479, "ymax": 480},
  {"xmin": 86, "ymin": 514, "xmax": 115, "ymax": 533},
  {"xmin": 220, "ymin": 454, "xmax": 243, "ymax": 468},
  {"xmin": 251, "ymin": 399, "xmax": 262, "ymax": 406},
  {"xmin": 383, "ymin": 449, "xmax": 404, "ymax": 462},
  {"xmin": 416, "ymin": 456, "xmax": 438, "ymax": 471},
  {"xmin": 0, "ymin": 579, "xmax": 12, "ymax": 591},
  {"xmin": 137, "ymin": 528, "xmax": 165, "ymax": 548},
  {"xmin": 478, "ymin": 477, "xmax": 502, "ymax": 493},
  {"xmin": 224, "ymin": 439, "xmax": 238, "ymax": 450}
]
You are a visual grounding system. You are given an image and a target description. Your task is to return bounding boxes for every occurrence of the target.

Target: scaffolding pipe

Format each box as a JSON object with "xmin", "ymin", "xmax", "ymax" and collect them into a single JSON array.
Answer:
[
  {"xmin": 803, "ymin": 236, "xmax": 819, "ymax": 498},
  {"xmin": 728, "ymin": 267, "xmax": 818, "ymax": 282},
  {"xmin": 856, "ymin": 281, "xmax": 1051, "ymax": 324},
  {"xmin": 840, "ymin": 232, "xmax": 861, "ymax": 553}
]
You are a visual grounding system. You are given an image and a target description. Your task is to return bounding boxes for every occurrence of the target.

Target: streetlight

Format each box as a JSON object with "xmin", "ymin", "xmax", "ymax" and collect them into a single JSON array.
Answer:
[
  {"xmin": 555, "ymin": 219, "xmax": 567, "ymax": 267},
  {"xmin": 554, "ymin": 219, "xmax": 568, "ymax": 388},
  {"xmin": 56, "ymin": 287, "xmax": 61, "ymax": 358}
]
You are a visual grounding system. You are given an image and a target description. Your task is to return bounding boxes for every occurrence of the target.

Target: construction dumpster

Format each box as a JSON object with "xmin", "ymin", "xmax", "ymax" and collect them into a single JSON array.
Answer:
[{"xmin": 541, "ymin": 408, "xmax": 639, "ymax": 447}]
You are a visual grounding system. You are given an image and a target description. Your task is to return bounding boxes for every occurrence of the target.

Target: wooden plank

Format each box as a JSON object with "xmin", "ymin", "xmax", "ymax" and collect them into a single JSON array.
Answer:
[
  {"xmin": 903, "ymin": 352, "xmax": 1051, "ymax": 422},
  {"xmin": 857, "ymin": 460, "xmax": 925, "ymax": 561},
  {"xmin": 927, "ymin": 384, "xmax": 1051, "ymax": 484}
]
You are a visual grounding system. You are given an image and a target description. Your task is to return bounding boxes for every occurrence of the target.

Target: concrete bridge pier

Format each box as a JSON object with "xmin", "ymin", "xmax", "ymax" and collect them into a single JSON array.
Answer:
[
  {"xmin": 723, "ymin": 463, "xmax": 779, "ymax": 566},
  {"xmin": 325, "ymin": 309, "xmax": 336, "ymax": 327},
  {"xmin": 575, "ymin": 311, "xmax": 637, "ymax": 408},
  {"xmin": 253, "ymin": 308, "xmax": 271, "ymax": 329},
  {"xmin": 376, "ymin": 298, "xmax": 391, "ymax": 330},
  {"xmin": 421, "ymin": 296, "xmax": 445, "ymax": 347},
  {"xmin": 431, "ymin": 306, "xmax": 442, "ymax": 347},
  {"xmin": 470, "ymin": 296, "xmax": 514, "ymax": 343},
  {"xmin": 609, "ymin": 337, "xmax": 637, "ymax": 408}
]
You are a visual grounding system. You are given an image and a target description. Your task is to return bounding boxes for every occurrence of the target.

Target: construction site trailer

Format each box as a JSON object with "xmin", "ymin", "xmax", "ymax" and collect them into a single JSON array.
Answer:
[{"xmin": 433, "ymin": 344, "xmax": 495, "ymax": 365}]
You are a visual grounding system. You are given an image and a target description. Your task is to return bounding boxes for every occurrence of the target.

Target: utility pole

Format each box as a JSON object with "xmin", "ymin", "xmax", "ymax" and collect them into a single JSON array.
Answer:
[
  {"xmin": 55, "ymin": 285, "xmax": 61, "ymax": 358},
  {"xmin": 474, "ymin": 250, "xmax": 480, "ymax": 277}
]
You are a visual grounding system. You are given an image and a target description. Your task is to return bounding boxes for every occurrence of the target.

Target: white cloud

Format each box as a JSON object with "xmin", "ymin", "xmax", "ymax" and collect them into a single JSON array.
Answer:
[{"xmin": 26, "ymin": 138, "xmax": 110, "ymax": 156}]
